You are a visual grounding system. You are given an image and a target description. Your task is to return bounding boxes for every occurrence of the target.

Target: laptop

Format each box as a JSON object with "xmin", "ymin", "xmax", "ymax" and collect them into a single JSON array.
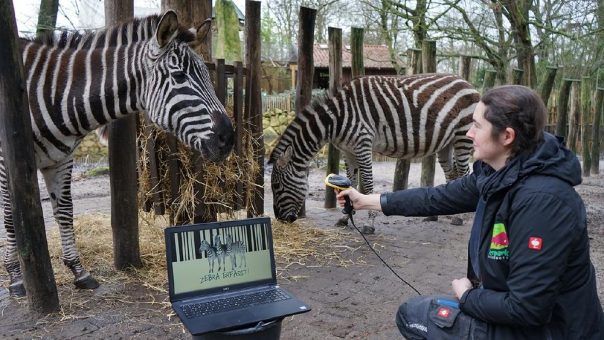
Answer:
[{"xmin": 165, "ymin": 216, "xmax": 311, "ymax": 335}]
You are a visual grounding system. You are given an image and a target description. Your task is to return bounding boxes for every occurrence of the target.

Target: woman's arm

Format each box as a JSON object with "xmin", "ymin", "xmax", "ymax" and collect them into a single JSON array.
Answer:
[{"xmin": 337, "ymin": 172, "xmax": 480, "ymax": 216}]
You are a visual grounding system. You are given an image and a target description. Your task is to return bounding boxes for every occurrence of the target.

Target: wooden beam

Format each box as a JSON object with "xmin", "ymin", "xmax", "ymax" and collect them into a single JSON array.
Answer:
[
  {"xmin": 105, "ymin": 0, "xmax": 141, "ymax": 270},
  {"xmin": 245, "ymin": 0, "xmax": 264, "ymax": 217},
  {"xmin": 0, "ymin": 0, "xmax": 59, "ymax": 313},
  {"xmin": 324, "ymin": 26, "xmax": 342, "ymax": 209}
]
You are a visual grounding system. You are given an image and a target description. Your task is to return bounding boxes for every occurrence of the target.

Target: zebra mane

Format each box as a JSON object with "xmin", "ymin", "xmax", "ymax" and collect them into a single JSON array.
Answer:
[{"xmin": 20, "ymin": 14, "xmax": 196, "ymax": 47}]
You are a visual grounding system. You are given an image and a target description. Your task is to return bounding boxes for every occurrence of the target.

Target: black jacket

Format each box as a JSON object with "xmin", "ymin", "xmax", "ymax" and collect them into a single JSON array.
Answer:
[{"xmin": 381, "ymin": 133, "xmax": 603, "ymax": 339}]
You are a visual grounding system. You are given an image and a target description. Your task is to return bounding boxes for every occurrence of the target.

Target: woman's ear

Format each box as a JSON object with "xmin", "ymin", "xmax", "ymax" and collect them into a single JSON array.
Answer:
[{"xmin": 501, "ymin": 127, "xmax": 516, "ymax": 147}]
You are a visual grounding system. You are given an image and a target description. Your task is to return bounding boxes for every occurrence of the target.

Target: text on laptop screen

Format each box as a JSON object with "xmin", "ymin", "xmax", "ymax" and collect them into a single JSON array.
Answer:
[{"xmin": 169, "ymin": 222, "xmax": 273, "ymax": 295}]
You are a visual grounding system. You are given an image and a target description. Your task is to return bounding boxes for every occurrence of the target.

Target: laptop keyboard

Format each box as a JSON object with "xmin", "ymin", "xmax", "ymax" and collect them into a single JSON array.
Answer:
[{"xmin": 181, "ymin": 289, "xmax": 291, "ymax": 319}]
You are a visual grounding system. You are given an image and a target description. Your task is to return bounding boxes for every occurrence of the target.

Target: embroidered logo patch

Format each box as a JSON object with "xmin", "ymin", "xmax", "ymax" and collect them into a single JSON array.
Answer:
[
  {"xmin": 437, "ymin": 307, "xmax": 450, "ymax": 318},
  {"xmin": 528, "ymin": 237, "xmax": 543, "ymax": 250},
  {"xmin": 488, "ymin": 223, "xmax": 509, "ymax": 260}
]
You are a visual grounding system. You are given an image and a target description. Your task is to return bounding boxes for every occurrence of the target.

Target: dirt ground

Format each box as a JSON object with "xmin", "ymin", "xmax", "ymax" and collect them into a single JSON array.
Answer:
[{"xmin": 1, "ymin": 160, "xmax": 603, "ymax": 339}]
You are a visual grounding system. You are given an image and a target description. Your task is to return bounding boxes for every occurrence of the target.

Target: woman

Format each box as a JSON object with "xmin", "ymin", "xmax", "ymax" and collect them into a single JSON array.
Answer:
[{"xmin": 337, "ymin": 85, "xmax": 603, "ymax": 339}]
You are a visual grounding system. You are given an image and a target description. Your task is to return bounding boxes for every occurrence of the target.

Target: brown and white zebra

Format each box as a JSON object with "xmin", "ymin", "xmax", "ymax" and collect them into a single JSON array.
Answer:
[
  {"xmin": 2, "ymin": 11, "xmax": 234, "ymax": 297},
  {"xmin": 269, "ymin": 74, "xmax": 479, "ymax": 232}
]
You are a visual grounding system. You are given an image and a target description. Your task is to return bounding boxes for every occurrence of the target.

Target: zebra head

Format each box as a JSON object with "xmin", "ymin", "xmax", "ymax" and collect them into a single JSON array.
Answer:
[
  {"xmin": 269, "ymin": 145, "xmax": 309, "ymax": 223},
  {"xmin": 142, "ymin": 11, "xmax": 234, "ymax": 162}
]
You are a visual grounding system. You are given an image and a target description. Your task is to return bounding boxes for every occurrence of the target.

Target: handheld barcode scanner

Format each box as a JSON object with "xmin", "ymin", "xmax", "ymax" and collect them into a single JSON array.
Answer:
[{"xmin": 324, "ymin": 174, "xmax": 353, "ymax": 215}]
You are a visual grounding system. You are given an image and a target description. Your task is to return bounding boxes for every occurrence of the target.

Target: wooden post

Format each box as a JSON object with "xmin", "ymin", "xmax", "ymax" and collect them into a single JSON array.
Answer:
[
  {"xmin": 483, "ymin": 70, "xmax": 497, "ymax": 93},
  {"xmin": 234, "ymin": 61, "xmax": 245, "ymax": 210},
  {"xmin": 581, "ymin": 76, "xmax": 592, "ymax": 176},
  {"xmin": 421, "ymin": 40, "xmax": 436, "ymax": 189},
  {"xmin": 144, "ymin": 117, "xmax": 165, "ymax": 215},
  {"xmin": 538, "ymin": 66, "xmax": 558, "ymax": 108},
  {"xmin": 349, "ymin": 26, "xmax": 365, "ymax": 193},
  {"xmin": 105, "ymin": 0, "xmax": 141, "ymax": 270},
  {"xmin": 0, "ymin": 0, "xmax": 59, "ymax": 313},
  {"xmin": 555, "ymin": 79, "xmax": 574, "ymax": 139},
  {"xmin": 512, "ymin": 68, "xmax": 524, "ymax": 85},
  {"xmin": 393, "ymin": 48, "xmax": 421, "ymax": 191},
  {"xmin": 293, "ymin": 6, "xmax": 316, "ymax": 218},
  {"xmin": 245, "ymin": 0, "xmax": 264, "ymax": 217},
  {"xmin": 568, "ymin": 80, "xmax": 581, "ymax": 153},
  {"xmin": 407, "ymin": 48, "xmax": 422, "ymax": 75},
  {"xmin": 351, "ymin": 27, "xmax": 365, "ymax": 78},
  {"xmin": 459, "ymin": 55, "xmax": 472, "ymax": 81},
  {"xmin": 592, "ymin": 88, "xmax": 604, "ymax": 175},
  {"xmin": 324, "ymin": 27, "xmax": 342, "ymax": 209}
]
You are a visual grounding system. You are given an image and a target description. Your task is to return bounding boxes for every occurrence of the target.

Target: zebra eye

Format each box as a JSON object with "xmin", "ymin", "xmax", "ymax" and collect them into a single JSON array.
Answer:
[{"xmin": 171, "ymin": 70, "xmax": 187, "ymax": 81}]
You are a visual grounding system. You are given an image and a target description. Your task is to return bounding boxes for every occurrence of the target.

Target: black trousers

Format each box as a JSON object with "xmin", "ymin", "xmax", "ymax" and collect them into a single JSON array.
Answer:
[{"xmin": 395, "ymin": 296, "xmax": 487, "ymax": 339}]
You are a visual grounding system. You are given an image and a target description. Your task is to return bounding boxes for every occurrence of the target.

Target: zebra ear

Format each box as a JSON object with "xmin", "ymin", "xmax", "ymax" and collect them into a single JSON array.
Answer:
[
  {"xmin": 275, "ymin": 146, "xmax": 293, "ymax": 169},
  {"xmin": 190, "ymin": 18, "xmax": 212, "ymax": 49},
  {"xmin": 157, "ymin": 10, "xmax": 180, "ymax": 48}
]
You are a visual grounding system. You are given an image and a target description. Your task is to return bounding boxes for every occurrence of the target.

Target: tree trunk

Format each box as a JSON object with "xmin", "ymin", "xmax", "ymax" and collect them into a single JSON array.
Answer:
[
  {"xmin": 592, "ymin": 88, "xmax": 603, "ymax": 175},
  {"xmin": 325, "ymin": 27, "xmax": 342, "ymax": 209},
  {"xmin": 0, "ymin": 0, "xmax": 59, "ymax": 313},
  {"xmin": 502, "ymin": 0, "xmax": 537, "ymax": 87},
  {"xmin": 568, "ymin": 80, "xmax": 581, "ymax": 153},
  {"xmin": 538, "ymin": 66, "xmax": 558, "ymax": 108},
  {"xmin": 483, "ymin": 70, "xmax": 497, "ymax": 93},
  {"xmin": 512, "ymin": 68, "xmax": 524, "ymax": 85},
  {"xmin": 105, "ymin": 0, "xmax": 141, "ymax": 270},
  {"xmin": 459, "ymin": 55, "xmax": 472, "ymax": 81},
  {"xmin": 581, "ymin": 76, "xmax": 592, "ymax": 176}
]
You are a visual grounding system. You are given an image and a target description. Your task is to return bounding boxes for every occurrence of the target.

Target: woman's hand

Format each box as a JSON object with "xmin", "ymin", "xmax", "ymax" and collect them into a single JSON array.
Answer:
[
  {"xmin": 336, "ymin": 188, "xmax": 382, "ymax": 211},
  {"xmin": 452, "ymin": 277, "xmax": 473, "ymax": 300}
]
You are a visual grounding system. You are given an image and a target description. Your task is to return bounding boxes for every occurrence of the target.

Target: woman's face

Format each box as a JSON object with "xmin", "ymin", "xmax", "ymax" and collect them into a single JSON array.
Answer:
[{"xmin": 466, "ymin": 102, "xmax": 511, "ymax": 170}]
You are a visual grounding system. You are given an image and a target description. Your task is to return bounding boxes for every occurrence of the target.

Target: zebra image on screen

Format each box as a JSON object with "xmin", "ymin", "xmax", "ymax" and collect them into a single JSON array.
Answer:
[
  {"xmin": 1, "ymin": 11, "xmax": 235, "ymax": 297},
  {"xmin": 170, "ymin": 225, "xmax": 264, "ymax": 274},
  {"xmin": 269, "ymin": 74, "xmax": 479, "ymax": 233}
]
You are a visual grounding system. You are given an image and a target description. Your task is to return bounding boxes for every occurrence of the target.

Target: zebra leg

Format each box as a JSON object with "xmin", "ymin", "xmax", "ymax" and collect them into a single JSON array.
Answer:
[
  {"xmin": 0, "ymin": 152, "xmax": 26, "ymax": 297},
  {"xmin": 335, "ymin": 155, "xmax": 359, "ymax": 227},
  {"xmin": 452, "ymin": 134, "xmax": 472, "ymax": 178},
  {"xmin": 437, "ymin": 141, "xmax": 465, "ymax": 226},
  {"xmin": 436, "ymin": 144, "xmax": 457, "ymax": 182},
  {"xmin": 357, "ymin": 152, "xmax": 376, "ymax": 235},
  {"xmin": 41, "ymin": 159, "xmax": 99, "ymax": 290}
]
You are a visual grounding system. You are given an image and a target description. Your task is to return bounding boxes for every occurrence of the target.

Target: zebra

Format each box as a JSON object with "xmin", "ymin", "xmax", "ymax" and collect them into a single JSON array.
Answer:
[
  {"xmin": 269, "ymin": 73, "xmax": 479, "ymax": 233},
  {"xmin": 225, "ymin": 234, "xmax": 247, "ymax": 269},
  {"xmin": 213, "ymin": 234, "xmax": 228, "ymax": 271},
  {"xmin": 2, "ymin": 11, "xmax": 235, "ymax": 297},
  {"xmin": 199, "ymin": 240, "xmax": 218, "ymax": 273}
]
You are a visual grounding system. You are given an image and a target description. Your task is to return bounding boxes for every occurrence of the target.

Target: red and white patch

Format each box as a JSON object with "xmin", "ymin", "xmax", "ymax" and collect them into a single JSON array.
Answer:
[
  {"xmin": 437, "ymin": 307, "xmax": 450, "ymax": 318},
  {"xmin": 528, "ymin": 237, "xmax": 543, "ymax": 250}
]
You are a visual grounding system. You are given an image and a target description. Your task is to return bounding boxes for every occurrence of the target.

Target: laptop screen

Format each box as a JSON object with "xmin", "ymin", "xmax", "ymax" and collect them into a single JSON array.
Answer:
[{"xmin": 165, "ymin": 217, "xmax": 276, "ymax": 300}]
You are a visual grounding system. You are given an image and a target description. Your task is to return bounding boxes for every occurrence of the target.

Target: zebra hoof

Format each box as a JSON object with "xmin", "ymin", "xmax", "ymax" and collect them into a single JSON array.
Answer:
[
  {"xmin": 423, "ymin": 216, "xmax": 438, "ymax": 222},
  {"xmin": 9, "ymin": 282, "xmax": 26, "ymax": 297},
  {"xmin": 360, "ymin": 225, "xmax": 375, "ymax": 234},
  {"xmin": 450, "ymin": 217, "xmax": 464, "ymax": 226},
  {"xmin": 335, "ymin": 216, "xmax": 349, "ymax": 227},
  {"xmin": 74, "ymin": 272, "xmax": 100, "ymax": 290}
]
